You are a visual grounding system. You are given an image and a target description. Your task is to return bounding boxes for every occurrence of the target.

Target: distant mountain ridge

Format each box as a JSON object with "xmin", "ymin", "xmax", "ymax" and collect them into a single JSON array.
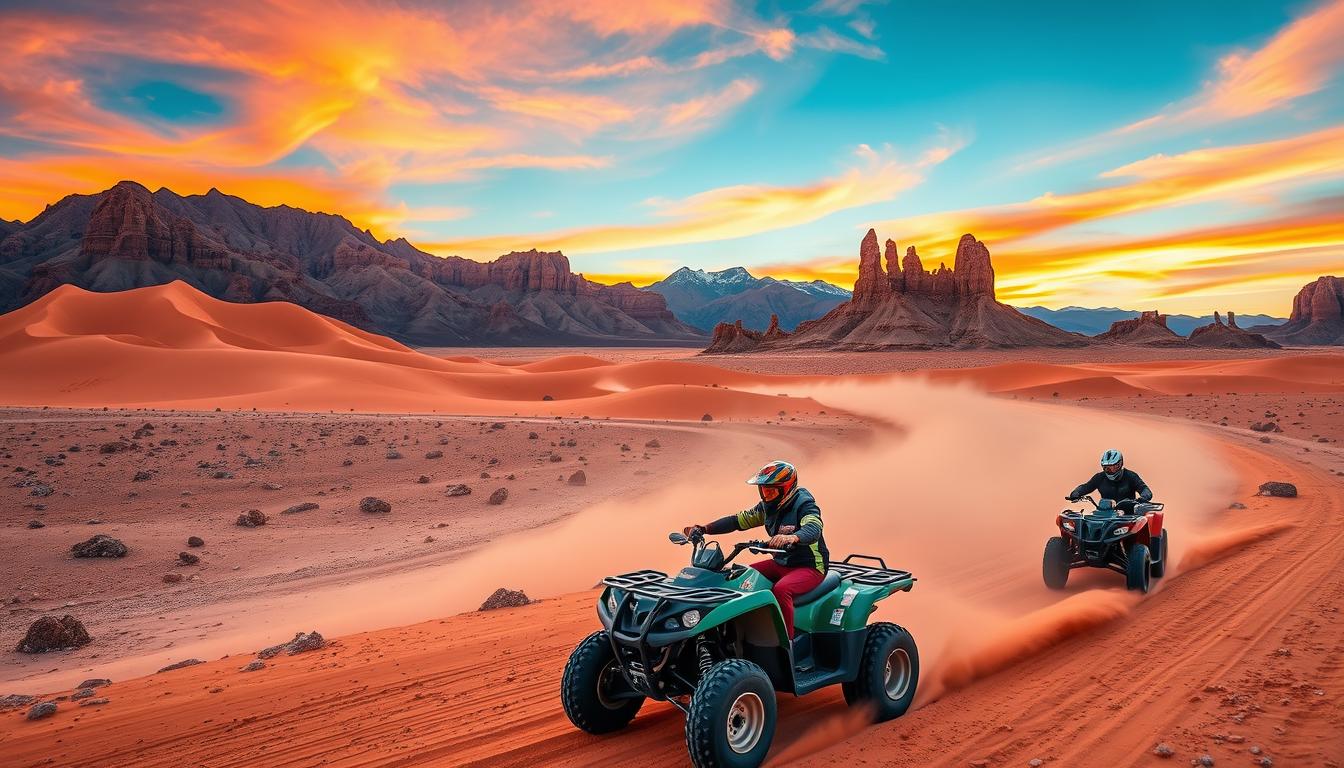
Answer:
[
  {"xmin": 0, "ymin": 181, "xmax": 703, "ymax": 346},
  {"xmin": 643, "ymin": 266, "xmax": 850, "ymax": 332},
  {"xmin": 1019, "ymin": 305, "xmax": 1286, "ymax": 336}
]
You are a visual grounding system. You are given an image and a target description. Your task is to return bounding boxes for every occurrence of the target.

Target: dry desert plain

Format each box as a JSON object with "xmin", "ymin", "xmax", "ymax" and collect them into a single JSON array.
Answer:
[{"xmin": 1, "ymin": 283, "xmax": 1342, "ymax": 767}]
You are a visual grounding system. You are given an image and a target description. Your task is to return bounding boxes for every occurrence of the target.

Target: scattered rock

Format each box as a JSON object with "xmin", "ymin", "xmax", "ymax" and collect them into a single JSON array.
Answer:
[
  {"xmin": 241, "ymin": 660, "xmax": 265, "ymax": 672},
  {"xmin": 27, "ymin": 519, "xmax": 44, "ymax": 529},
  {"xmin": 424, "ymin": 450, "xmax": 443, "ymax": 459},
  {"xmin": 351, "ymin": 435, "xmax": 369, "ymax": 445},
  {"xmin": 29, "ymin": 483, "xmax": 54, "ymax": 497},
  {"xmin": 549, "ymin": 453, "xmax": 562, "ymax": 463},
  {"xmin": 187, "ymin": 536, "xmax": 205, "ymax": 547},
  {"xmin": 1029, "ymin": 761, "xmax": 1043, "ymax": 768},
  {"xmin": 157, "ymin": 659, "xmax": 204, "ymax": 673},
  {"xmin": 619, "ymin": 443, "xmax": 631, "ymax": 452},
  {"xmin": 162, "ymin": 573, "xmax": 184, "ymax": 584},
  {"xmin": 528, "ymin": 432, "xmax": 538, "ymax": 440},
  {"xmin": 212, "ymin": 470, "xmax": 234, "ymax": 480},
  {"xmin": 257, "ymin": 631, "xmax": 325, "ymax": 659},
  {"xmin": 416, "ymin": 475, "xmax": 430, "ymax": 484},
  {"xmin": 1259, "ymin": 436, "xmax": 1272, "ymax": 443},
  {"xmin": 1227, "ymin": 502, "xmax": 1246, "ymax": 510},
  {"xmin": 262, "ymin": 482, "xmax": 284, "ymax": 491},
  {"xmin": 490, "ymin": 422, "xmax": 506, "ymax": 430},
  {"xmin": 1250, "ymin": 421, "xmax": 1281, "ymax": 433},
  {"xmin": 282, "ymin": 502, "xmax": 319, "ymax": 514},
  {"xmin": 645, "ymin": 439, "xmax": 661, "ymax": 448},
  {"xmin": 445, "ymin": 484, "xmax": 472, "ymax": 497},
  {"xmin": 1257, "ymin": 482, "xmax": 1297, "ymax": 498},
  {"xmin": 487, "ymin": 488, "xmax": 509, "ymax": 505},
  {"xmin": 79, "ymin": 697, "xmax": 109, "ymax": 707},
  {"xmin": 479, "ymin": 588, "xmax": 531, "ymax": 610},
  {"xmin": 235, "ymin": 509, "xmax": 268, "ymax": 527},
  {"xmin": 701, "ymin": 413, "xmax": 713, "ymax": 422},
  {"xmin": 71, "ymin": 687, "xmax": 96, "ymax": 700},
  {"xmin": 385, "ymin": 449, "xmax": 403, "ymax": 459},
  {"xmin": 1153, "ymin": 743, "xmax": 1174, "ymax": 758},
  {"xmin": 131, "ymin": 469, "xmax": 152, "ymax": 482},
  {"xmin": 76, "ymin": 678, "xmax": 111, "ymax": 689},
  {"xmin": 98, "ymin": 441, "xmax": 129, "ymax": 454},
  {"xmin": 567, "ymin": 470, "xmax": 587, "ymax": 486},
  {"xmin": 359, "ymin": 497, "xmax": 391, "ymax": 514},
  {"xmin": 542, "ymin": 394, "xmax": 554, "ymax": 401},
  {"xmin": 71, "ymin": 534, "xmax": 128, "ymax": 558},
  {"xmin": 0, "ymin": 694, "xmax": 37, "ymax": 712},
  {"xmin": 177, "ymin": 552, "xmax": 200, "ymax": 565},
  {"xmin": 26, "ymin": 701, "xmax": 57, "ymax": 720},
  {"xmin": 1195, "ymin": 755, "xmax": 1214, "ymax": 767}
]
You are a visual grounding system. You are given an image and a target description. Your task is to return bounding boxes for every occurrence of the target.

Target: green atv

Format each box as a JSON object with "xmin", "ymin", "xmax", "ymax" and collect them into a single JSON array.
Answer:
[{"xmin": 561, "ymin": 530, "xmax": 919, "ymax": 768}]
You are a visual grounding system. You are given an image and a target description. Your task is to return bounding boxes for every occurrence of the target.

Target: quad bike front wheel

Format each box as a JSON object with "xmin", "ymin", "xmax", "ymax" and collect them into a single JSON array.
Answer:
[
  {"xmin": 842, "ymin": 622, "xmax": 919, "ymax": 722},
  {"xmin": 1042, "ymin": 536, "xmax": 1071, "ymax": 590},
  {"xmin": 561, "ymin": 631, "xmax": 644, "ymax": 734},
  {"xmin": 1149, "ymin": 530, "xmax": 1168, "ymax": 579},
  {"xmin": 1125, "ymin": 543, "xmax": 1152, "ymax": 593},
  {"xmin": 685, "ymin": 659, "xmax": 776, "ymax": 768}
]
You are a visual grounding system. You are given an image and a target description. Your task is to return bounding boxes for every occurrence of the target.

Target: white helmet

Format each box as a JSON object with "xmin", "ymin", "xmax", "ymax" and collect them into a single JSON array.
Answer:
[{"xmin": 1100, "ymin": 449, "xmax": 1124, "ymax": 480}]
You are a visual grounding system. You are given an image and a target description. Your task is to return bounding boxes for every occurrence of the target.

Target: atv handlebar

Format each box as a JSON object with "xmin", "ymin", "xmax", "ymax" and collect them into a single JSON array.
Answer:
[{"xmin": 1063, "ymin": 495, "xmax": 1164, "ymax": 513}]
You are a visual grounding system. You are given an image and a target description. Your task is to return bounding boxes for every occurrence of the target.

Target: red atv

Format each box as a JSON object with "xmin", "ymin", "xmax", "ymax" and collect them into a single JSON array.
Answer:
[{"xmin": 1043, "ymin": 495, "xmax": 1167, "ymax": 593}]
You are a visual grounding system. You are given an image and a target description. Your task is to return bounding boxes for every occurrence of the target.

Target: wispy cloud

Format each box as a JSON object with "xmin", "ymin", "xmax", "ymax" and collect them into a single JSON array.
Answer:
[
  {"xmin": 423, "ymin": 136, "xmax": 963, "ymax": 259},
  {"xmin": 1021, "ymin": 0, "xmax": 1344, "ymax": 169}
]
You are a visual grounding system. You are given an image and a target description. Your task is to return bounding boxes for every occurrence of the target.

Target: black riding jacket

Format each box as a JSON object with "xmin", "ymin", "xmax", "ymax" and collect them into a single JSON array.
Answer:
[
  {"xmin": 704, "ymin": 487, "xmax": 829, "ymax": 573},
  {"xmin": 1070, "ymin": 468, "xmax": 1152, "ymax": 504}
]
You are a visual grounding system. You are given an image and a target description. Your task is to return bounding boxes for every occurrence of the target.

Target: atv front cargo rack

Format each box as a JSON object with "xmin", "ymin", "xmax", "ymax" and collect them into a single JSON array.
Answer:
[
  {"xmin": 830, "ymin": 555, "xmax": 916, "ymax": 589},
  {"xmin": 603, "ymin": 570, "xmax": 741, "ymax": 603}
]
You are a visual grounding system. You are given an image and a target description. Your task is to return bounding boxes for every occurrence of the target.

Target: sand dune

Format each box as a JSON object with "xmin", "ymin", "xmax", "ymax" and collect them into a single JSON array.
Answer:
[{"xmin": 0, "ymin": 282, "xmax": 820, "ymax": 419}]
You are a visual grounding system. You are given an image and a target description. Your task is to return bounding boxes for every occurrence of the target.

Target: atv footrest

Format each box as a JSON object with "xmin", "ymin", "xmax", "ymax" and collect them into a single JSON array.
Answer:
[
  {"xmin": 830, "ymin": 560, "xmax": 916, "ymax": 589},
  {"xmin": 603, "ymin": 570, "xmax": 740, "ymax": 603}
]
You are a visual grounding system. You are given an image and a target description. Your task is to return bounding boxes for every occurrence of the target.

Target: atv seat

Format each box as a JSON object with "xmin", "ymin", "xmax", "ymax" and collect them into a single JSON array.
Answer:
[{"xmin": 795, "ymin": 570, "xmax": 841, "ymax": 607}]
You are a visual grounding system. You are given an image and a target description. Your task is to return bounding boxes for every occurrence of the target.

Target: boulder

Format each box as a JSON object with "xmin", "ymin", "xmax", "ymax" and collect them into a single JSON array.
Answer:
[
  {"xmin": 257, "ymin": 631, "xmax": 325, "ymax": 659},
  {"xmin": 479, "ymin": 588, "xmax": 531, "ymax": 611},
  {"xmin": 359, "ymin": 496, "xmax": 391, "ymax": 514},
  {"xmin": 235, "ymin": 509, "xmax": 267, "ymax": 527},
  {"xmin": 187, "ymin": 536, "xmax": 205, "ymax": 547},
  {"xmin": 1258, "ymin": 482, "xmax": 1297, "ymax": 498},
  {"xmin": 26, "ymin": 701, "xmax": 57, "ymax": 720},
  {"xmin": 445, "ymin": 484, "xmax": 472, "ymax": 497},
  {"xmin": 71, "ymin": 534, "xmax": 128, "ymax": 558},
  {"xmin": 157, "ymin": 659, "xmax": 204, "ymax": 673},
  {"xmin": 567, "ymin": 470, "xmax": 587, "ymax": 486},
  {"xmin": 16, "ymin": 615, "xmax": 92, "ymax": 653},
  {"xmin": 177, "ymin": 552, "xmax": 200, "ymax": 565},
  {"xmin": 282, "ymin": 502, "xmax": 319, "ymax": 514},
  {"xmin": 487, "ymin": 488, "xmax": 509, "ymax": 505}
]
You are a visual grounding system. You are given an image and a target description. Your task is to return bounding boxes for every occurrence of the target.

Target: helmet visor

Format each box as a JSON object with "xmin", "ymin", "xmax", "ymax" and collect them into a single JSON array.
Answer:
[
  {"xmin": 1102, "ymin": 462, "xmax": 1122, "ymax": 474},
  {"xmin": 759, "ymin": 485, "xmax": 781, "ymax": 502}
]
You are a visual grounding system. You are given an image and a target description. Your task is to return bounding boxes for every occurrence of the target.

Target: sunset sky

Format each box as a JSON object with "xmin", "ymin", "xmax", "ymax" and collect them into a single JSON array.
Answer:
[{"xmin": 1, "ymin": 0, "xmax": 1342, "ymax": 315}]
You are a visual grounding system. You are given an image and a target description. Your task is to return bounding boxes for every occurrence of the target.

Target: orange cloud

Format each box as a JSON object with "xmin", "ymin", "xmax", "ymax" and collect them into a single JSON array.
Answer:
[
  {"xmin": 879, "ymin": 122, "xmax": 1344, "ymax": 265},
  {"xmin": 0, "ymin": 0, "xmax": 882, "ymax": 227},
  {"xmin": 421, "ymin": 138, "xmax": 962, "ymax": 259}
]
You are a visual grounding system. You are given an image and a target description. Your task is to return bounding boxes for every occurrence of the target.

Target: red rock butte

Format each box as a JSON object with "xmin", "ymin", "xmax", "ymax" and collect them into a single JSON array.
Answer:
[{"xmin": 707, "ymin": 230, "xmax": 1084, "ymax": 351}]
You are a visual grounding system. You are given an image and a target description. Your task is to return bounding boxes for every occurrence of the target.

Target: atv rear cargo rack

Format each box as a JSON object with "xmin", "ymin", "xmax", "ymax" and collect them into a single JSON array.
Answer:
[
  {"xmin": 603, "ymin": 570, "xmax": 741, "ymax": 603},
  {"xmin": 830, "ymin": 554, "xmax": 916, "ymax": 589}
]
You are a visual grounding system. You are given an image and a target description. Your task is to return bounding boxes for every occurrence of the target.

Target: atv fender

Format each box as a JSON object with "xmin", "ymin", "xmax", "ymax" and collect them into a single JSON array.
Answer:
[
  {"xmin": 1146, "ymin": 509, "xmax": 1165, "ymax": 538},
  {"xmin": 693, "ymin": 592, "xmax": 790, "ymax": 648}
]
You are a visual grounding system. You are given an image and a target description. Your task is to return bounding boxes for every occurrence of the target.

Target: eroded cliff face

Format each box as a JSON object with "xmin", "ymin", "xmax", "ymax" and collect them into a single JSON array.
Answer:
[
  {"xmin": 707, "ymin": 229, "xmax": 1082, "ymax": 352},
  {"xmin": 1259, "ymin": 276, "xmax": 1344, "ymax": 345},
  {"xmin": 0, "ymin": 181, "xmax": 702, "ymax": 345},
  {"xmin": 1095, "ymin": 310, "xmax": 1185, "ymax": 346},
  {"xmin": 1187, "ymin": 311, "xmax": 1280, "ymax": 349}
]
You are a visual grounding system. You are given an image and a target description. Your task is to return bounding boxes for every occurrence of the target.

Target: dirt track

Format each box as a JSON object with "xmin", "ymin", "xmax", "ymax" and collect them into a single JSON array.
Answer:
[{"xmin": 4, "ymin": 424, "xmax": 1340, "ymax": 768}]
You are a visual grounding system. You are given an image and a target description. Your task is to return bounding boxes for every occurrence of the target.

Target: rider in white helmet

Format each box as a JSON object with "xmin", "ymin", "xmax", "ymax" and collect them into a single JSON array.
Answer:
[{"xmin": 1068, "ymin": 449, "xmax": 1152, "ymax": 511}]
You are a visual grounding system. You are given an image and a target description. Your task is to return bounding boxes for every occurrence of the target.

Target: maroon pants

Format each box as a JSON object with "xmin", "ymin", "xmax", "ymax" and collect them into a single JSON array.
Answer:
[{"xmin": 750, "ymin": 559, "xmax": 825, "ymax": 639}]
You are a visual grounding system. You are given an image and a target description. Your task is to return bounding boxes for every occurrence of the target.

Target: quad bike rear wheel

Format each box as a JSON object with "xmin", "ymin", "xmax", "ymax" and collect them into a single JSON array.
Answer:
[
  {"xmin": 842, "ymin": 622, "xmax": 918, "ymax": 722},
  {"xmin": 685, "ymin": 659, "xmax": 776, "ymax": 768},
  {"xmin": 1042, "ymin": 536, "xmax": 1071, "ymax": 590},
  {"xmin": 561, "ymin": 631, "xmax": 644, "ymax": 734},
  {"xmin": 1149, "ymin": 530, "xmax": 1168, "ymax": 579},
  {"xmin": 1125, "ymin": 543, "xmax": 1151, "ymax": 593}
]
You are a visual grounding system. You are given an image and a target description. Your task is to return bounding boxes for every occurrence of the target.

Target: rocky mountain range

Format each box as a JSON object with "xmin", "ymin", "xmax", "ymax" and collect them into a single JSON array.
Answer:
[
  {"xmin": 1254, "ymin": 275, "xmax": 1344, "ymax": 345},
  {"xmin": 642, "ymin": 266, "xmax": 849, "ymax": 332},
  {"xmin": 0, "ymin": 181, "xmax": 703, "ymax": 346},
  {"xmin": 1020, "ymin": 305, "xmax": 1286, "ymax": 337},
  {"xmin": 706, "ymin": 231, "xmax": 1085, "ymax": 352}
]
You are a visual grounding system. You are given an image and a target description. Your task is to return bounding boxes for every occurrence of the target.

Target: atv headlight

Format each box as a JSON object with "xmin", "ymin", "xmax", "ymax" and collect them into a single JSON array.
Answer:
[
  {"xmin": 1062, "ymin": 521, "xmax": 1075, "ymax": 531},
  {"xmin": 606, "ymin": 593, "xmax": 618, "ymax": 614},
  {"xmin": 681, "ymin": 610, "xmax": 701, "ymax": 628},
  {"xmin": 1112, "ymin": 524, "xmax": 1132, "ymax": 535}
]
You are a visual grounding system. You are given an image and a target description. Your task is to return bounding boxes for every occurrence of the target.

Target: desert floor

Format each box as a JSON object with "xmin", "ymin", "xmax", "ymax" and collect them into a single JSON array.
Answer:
[{"xmin": 2, "ymin": 341, "xmax": 1341, "ymax": 767}]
